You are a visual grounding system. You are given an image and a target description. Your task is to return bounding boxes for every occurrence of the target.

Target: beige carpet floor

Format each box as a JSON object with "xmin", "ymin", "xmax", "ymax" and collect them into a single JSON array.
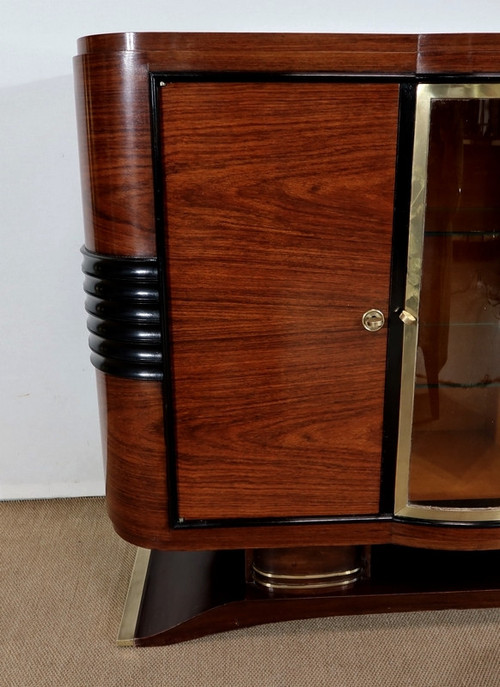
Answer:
[{"xmin": 1, "ymin": 497, "xmax": 499, "ymax": 686}]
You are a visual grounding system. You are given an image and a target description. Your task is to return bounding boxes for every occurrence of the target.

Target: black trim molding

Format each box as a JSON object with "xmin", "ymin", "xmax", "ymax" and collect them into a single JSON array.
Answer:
[{"xmin": 81, "ymin": 247, "xmax": 163, "ymax": 380}]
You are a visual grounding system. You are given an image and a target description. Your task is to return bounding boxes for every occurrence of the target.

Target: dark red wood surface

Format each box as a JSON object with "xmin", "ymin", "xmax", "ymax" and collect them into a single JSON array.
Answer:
[
  {"xmin": 76, "ymin": 33, "xmax": 500, "ymax": 553},
  {"xmin": 97, "ymin": 373, "xmax": 170, "ymax": 543},
  {"xmin": 74, "ymin": 53, "xmax": 157, "ymax": 255},
  {"xmin": 77, "ymin": 33, "xmax": 418, "ymax": 73},
  {"xmin": 392, "ymin": 521, "xmax": 500, "ymax": 551},
  {"xmin": 74, "ymin": 31, "xmax": 500, "ymax": 258},
  {"xmin": 99, "ymin": 373, "xmax": 394, "ymax": 550},
  {"xmin": 418, "ymin": 33, "xmax": 500, "ymax": 73},
  {"xmin": 161, "ymin": 81, "xmax": 398, "ymax": 519},
  {"xmin": 99, "ymin": 369, "xmax": 500, "ymax": 550}
]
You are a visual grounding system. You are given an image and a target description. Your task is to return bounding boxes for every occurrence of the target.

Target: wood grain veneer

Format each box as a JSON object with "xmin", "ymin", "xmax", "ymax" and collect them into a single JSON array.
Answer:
[
  {"xmin": 77, "ymin": 33, "xmax": 500, "ymax": 554},
  {"xmin": 418, "ymin": 33, "xmax": 500, "ymax": 74},
  {"xmin": 161, "ymin": 80, "xmax": 398, "ymax": 520},
  {"xmin": 100, "ymin": 365, "xmax": 393, "ymax": 549},
  {"xmin": 97, "ymin": 332, "xmax": 500, "ymax": 553},
  {"xmin": 74, "ymin": 32, "xmax": 500, "ymax": 254},
  {"xmin": 97, "ymin": 372, "xmax": 169, "ymax": 544},
  {"xmin": 76, "ymin": 32, "xmax": 500, "ymax": 77},
  {"xmin": 77, "ymin": 33, "xmax": 418, "ymax": 73},
  {"xmin": 392, "ymin": 521, "xmax": 500, "ymax": 551},
  {"xmin": 74, "ymin": 53, "xmax": 156, "ymax": 255}
]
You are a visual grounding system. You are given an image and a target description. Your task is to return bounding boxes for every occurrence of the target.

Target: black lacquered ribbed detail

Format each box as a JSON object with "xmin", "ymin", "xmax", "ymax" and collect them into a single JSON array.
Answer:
[
  {"xmin": 82, "ymin": 249, "xmax": 159, "ymax": 281},
  {"xmin": 84, "ymin": 274, "xmax": 160, "ymax": 302},
  {"xmin": 81, "ymin": 247, "xmax": 163, "ymax": 380},
  {"xmin": 84, "ymin": 294, "xmax": 161, "ymax": 323},
  {"xmin": 88, "ymin": 334, "xmax": 163, "ymax": 364},
  {"xmin": 89, "ymin": 353, "xmax": 163, "ymax": 381},
  {"xmin": 86, "ymin": 315, "xmax": 162, "ymax": 345}
]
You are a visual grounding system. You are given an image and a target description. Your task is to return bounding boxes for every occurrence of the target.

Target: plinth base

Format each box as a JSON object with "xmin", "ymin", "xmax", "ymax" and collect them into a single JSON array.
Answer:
[{"xmin": 118, "ymin": 545, "xmax": 500, "ymax": 647}]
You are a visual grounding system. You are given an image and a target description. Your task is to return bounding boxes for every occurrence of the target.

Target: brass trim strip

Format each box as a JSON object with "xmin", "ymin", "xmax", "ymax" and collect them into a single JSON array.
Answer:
[
  {"xmin": 394, "ymin": 83, "xmax": 500, "ymax": 524},
  {"xmin": 253, "ymin": 574, "xmax": 359, "ymax": 591},
  {"xmin": 396, "ymin": 503, "xmax": 500, "ymax": 523},
  {"xmin": 117, "ymin": 547, "xmax": 151, "ymax": 647},
  {"xmin": 394, "ymin": 82, "xmax": 431, "ymax": 517},
  {"xmin": 252, "ymin": 564, "xmax": 361, "ymax": 581}
]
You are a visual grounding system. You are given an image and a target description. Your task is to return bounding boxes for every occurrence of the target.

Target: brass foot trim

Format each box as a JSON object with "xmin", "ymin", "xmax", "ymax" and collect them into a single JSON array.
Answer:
[
  {"xmin": 252, "ymin": 564, "xmax": 361, "ymax": 591},
  {"xmin": 252, "ymin": 564, "xmax": 361, "ymax": 581},
  {"xmin": 117, "ymin": 547, "xmax": 151, "ymax": 647}
]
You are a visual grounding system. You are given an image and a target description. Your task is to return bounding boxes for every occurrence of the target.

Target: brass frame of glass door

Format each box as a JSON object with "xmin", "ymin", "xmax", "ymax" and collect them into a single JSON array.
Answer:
[{"xmin": 394, "ymin": 82, "xmax": 500, "ymax": 523}]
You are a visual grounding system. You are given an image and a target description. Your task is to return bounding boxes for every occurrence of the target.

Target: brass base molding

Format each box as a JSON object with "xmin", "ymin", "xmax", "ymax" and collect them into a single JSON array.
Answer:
[{"xmin": 251, "ymin": 546, "xmax": 362, "ymax": 593}]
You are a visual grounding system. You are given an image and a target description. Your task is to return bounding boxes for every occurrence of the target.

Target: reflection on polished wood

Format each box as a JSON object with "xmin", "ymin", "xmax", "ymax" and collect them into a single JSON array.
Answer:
[{"xmin": 409, "ymin": 430, "xmax": 500, "ymax": 504}]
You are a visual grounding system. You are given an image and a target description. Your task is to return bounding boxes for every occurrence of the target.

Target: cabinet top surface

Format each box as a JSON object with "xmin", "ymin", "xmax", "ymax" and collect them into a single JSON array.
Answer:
[
  {"xmin": 76, "ymin": 32, "xmax": 500, "ymax": 50},
  {"xmin": 77, "ymin": 32, "xmax": 417, "ymax": 53},
  {"xmin": 76, "ymin": 33, "xmax": 500, "ymax": 75}
]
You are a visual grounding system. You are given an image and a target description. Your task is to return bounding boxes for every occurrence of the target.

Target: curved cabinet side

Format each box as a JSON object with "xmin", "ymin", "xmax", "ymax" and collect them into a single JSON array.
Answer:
[
  {"xmin": 74, "ymin": 51, "xmax": 156, "ymax": 256},
  {"xmin": 97, "ymin": 372, "xmax": 170, "ymax": 544}
]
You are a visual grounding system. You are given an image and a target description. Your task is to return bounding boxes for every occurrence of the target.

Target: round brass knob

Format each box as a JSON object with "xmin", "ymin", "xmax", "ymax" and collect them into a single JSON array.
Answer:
[{"xmin": 361, "ymin": 309, "xmax": 385, "ymax": 331}]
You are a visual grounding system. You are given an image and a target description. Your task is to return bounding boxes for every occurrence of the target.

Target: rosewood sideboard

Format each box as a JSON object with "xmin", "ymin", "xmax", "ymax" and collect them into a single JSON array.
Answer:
[{"xmin": 75, "ymin": 32, "xmax": 500, "ymax": 646}]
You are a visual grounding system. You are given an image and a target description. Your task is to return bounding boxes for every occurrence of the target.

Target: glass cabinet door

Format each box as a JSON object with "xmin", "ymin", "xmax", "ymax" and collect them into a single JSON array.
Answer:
[{"xmin": 395, "ymin": 84, "xmax": 500, "ymax": 522}]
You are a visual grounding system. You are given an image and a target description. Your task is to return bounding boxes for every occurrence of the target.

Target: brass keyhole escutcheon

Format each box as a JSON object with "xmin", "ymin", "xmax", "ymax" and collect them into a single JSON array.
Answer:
[{"xmin": 362, "ymin": 309, "xmax": 385, "ymax": 332}]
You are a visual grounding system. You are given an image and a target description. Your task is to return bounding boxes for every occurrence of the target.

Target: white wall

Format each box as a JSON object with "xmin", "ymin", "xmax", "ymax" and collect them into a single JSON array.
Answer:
[{"xmin": 2, "ymin": 0, "xmax": 500, "ymax": 500}]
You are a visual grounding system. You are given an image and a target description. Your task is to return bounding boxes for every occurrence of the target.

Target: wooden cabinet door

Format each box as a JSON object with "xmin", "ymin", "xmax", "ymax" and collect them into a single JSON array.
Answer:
[{"xmin": 158, "ymin": 81, "xmax": 399, "ymax": 521}]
